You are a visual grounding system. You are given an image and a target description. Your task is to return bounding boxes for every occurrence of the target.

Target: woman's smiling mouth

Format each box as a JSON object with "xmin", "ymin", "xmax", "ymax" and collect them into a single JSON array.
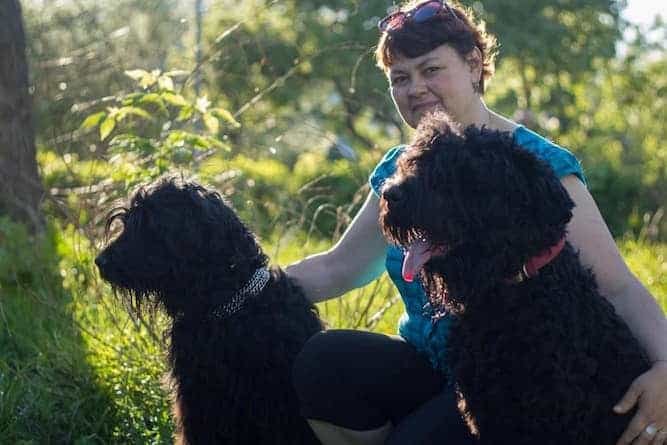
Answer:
[{"xmin": 412, "ymin": 101, "xmax": 442, "ymax": 115}]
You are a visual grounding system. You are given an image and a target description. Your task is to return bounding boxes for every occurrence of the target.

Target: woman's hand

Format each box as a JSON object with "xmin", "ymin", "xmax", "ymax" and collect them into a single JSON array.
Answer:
[{"xmin": 615, "ymin": 362, "xmax": 667, "ymax": 445}]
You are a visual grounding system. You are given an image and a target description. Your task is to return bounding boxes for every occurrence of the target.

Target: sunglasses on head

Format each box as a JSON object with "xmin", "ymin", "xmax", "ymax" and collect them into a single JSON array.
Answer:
[{"xmin": 378, "ymin": 1, "xmax": 457, "ymax": 33}]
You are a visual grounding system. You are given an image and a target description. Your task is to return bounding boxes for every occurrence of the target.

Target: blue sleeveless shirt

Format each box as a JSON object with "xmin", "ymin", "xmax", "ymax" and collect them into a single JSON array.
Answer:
[{"xmin": 369, "ymin": 126, "xmax": 587, "ymax": 374}]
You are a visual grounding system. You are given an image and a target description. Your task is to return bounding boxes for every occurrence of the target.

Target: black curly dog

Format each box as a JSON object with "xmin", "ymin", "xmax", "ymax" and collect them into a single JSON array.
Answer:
[
  {"xmin": 378, "ymin": 113, "xmax": 650, "ymax": 445},
  {"xmin": 95, "ymin": 177, "xmax": 323, "ymax": 445}
]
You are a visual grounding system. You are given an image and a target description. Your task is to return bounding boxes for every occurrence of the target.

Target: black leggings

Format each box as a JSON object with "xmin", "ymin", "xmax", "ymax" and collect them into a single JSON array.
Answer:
[{"xmin": 292, "ymin": 329, "xmax": 475, "ymax": 444}]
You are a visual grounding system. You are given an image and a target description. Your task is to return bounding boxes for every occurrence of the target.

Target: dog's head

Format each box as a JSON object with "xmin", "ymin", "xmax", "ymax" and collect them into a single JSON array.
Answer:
[
  {"xmin": 95, "ymin": 176, "xmax": 267, "ymax": 317},
  {"xmin": 379, "ymin": 112, "xmax": 574, "ymax": 311}
]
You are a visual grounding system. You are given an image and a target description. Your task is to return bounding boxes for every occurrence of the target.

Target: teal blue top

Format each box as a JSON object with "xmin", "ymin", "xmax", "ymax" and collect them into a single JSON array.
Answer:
[{"xmin": 369, "ymin": 125, "xmax": 587, "ymax": 373}]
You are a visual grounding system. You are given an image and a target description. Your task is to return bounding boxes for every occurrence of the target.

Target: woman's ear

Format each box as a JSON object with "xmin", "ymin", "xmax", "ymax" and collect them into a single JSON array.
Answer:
[{"xmin": 466, "ymin": 47, "xmax": 483, "ymax": 91}]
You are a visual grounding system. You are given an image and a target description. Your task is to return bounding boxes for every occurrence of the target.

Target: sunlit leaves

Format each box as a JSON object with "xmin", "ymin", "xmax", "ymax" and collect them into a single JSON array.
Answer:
[
  {"xmin": 176, "ymin": 105, "xmax": 194, "ymax": 122},
  {"xmin": 115, "ymin": 106, "xmax": 152, "ymax": 122},
  {"xmin": 157, "ymin": 75, "xmax": 174, "ymax": 92},
  {"xmin": 125, "ymin": 69, "xmax": 177, "ymax": 92},
  {"xmin": 73, "ymin": 67, "xmax": 239, "ymax": 196},
  {"xmin": 81, "ymin": 72, "xmax": 241, "ymax": 152},
  {"xmin": 125, "ymin": 69, "xmax": 157, "ymax": 89},
  {"xmin": 210, "ymin": 107, "xmax": 241, "ymax": 128},
  {"xmin": 99, "ymin": 115, "xmax": 116, "ymax": 141},
  {"xmin": 79, "ymin": 111, "xmax": 106, "ymax": 130},
  {"xmin": 202, "ymin": 112, "xmax": 219, "ymax": 134},
  {"xmin": 96, "ymin": 106, "xmax": 152, "ymax": 141},
  {"xmin": 137, "ymin": 94, "xmax": 168, "ymax": 116},
  {"xmin": 124, "ymin": 69, "xmax": 150, "ymax": 81},
  {"xmin": 161, "ymin": 92, "xmax": 189, "ymax": 107}
]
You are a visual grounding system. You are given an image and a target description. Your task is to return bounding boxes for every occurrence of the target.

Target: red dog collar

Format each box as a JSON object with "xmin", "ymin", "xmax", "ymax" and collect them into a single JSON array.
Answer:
[{"xmin": 508, "ymin": 238, "xmax": 566, "ymax": 284}]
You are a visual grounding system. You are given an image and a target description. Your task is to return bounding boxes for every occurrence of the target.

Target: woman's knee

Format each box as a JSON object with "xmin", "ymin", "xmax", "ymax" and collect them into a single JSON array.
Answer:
[{"xmin": 292, "ymin": 330, "xmax": 348, "ymax": 399}]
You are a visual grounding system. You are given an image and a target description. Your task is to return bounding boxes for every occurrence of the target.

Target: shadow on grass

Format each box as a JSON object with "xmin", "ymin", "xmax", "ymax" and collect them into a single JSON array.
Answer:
[
  {"xmin": 0, "ymin": 217, "xmax": 115, "ymax": 443},
  {"xmin": 0, "ymin": 217, "xmax": 173, "ymax": 444}
]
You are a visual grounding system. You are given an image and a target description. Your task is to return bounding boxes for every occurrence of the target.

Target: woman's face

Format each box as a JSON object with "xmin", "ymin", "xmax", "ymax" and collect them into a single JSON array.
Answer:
[{"xmin": 388, "ymin": 44, "xmax": 481, "ymax": 128}]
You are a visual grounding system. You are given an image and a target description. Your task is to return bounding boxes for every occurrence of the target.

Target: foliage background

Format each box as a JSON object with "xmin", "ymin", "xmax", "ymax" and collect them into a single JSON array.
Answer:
[{"xmin": 0, "ymin": 0, "xmax": 665, "ymax": 442}]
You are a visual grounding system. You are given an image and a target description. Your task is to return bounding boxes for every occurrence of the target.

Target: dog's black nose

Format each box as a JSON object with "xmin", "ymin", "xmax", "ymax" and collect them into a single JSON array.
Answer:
[{"xmin": 382, "ymin": 185, "xmax": 405, "ymax": 205}]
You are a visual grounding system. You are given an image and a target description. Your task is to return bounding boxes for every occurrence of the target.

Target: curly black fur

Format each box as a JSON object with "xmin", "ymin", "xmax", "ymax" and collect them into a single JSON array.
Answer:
[
  {"xmin": 378, "ymin": 112, "xmax": 651, "ymax": 444},
  {"xmin": 96, "ymin": 177, "xmax": 323, "ymax": 445}
]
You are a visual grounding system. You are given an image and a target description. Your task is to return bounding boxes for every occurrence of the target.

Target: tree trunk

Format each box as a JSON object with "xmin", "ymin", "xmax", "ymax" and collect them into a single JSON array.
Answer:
[{"xmin": 0, "ymin": 0, "xmax": 44, "ymax": 232}]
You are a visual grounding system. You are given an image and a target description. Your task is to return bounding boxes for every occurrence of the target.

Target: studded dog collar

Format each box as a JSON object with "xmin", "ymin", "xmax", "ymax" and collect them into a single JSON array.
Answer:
[{"xmin": 212, "ymin": 267, "xmax": 271, "ymax": 319}]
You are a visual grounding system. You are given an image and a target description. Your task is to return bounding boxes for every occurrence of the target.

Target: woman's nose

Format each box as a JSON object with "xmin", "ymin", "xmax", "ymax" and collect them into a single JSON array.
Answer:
[{"xmin": 408, "ymin": 76, "xmax": 428, "ymax": 98}]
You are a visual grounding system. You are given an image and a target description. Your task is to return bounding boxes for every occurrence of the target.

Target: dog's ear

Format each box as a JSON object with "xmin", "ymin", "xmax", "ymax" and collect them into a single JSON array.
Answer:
[
  {"xmin": 438, "ymin": 127, "xmax": 574, "ymax": 255},
  {"xmin": 506, "ymin": 146, "xmax": 575, "ymax": 253}
]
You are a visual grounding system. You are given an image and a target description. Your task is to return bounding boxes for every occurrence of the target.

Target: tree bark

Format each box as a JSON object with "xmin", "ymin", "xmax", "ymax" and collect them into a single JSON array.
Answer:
[{"xmin": 0, "ymin": 0, "xmax": 44, "ymax": 231}]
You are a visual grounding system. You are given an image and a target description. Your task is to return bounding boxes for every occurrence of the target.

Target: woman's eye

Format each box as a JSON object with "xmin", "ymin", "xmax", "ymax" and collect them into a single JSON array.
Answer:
[
  {"xmin": 425, "ymin": 66, "xmax": 440, "ymax": 74},
  {"xmin": 391, "ymin": 76, "xmax": 408, "ymax": 86}
]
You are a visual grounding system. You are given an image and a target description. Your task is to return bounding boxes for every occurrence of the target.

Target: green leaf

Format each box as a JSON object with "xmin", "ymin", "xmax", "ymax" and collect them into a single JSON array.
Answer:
[
  {"xmin": 116, "ymin": 106, "xmax": 153, "ymax": 122},
  {"xmin": 177, "ymin": 105, "xmax": 194, "ymax": 121},
  {"xmin": 206, "ymin": 137, "xmax": 231, "ymax": 151},
  {"xmin": 211, "ymin": 107, "xmax": 241, "ymax": 128},
  {"xmin": 202, "ymin": 113, "xmax": 219, "ymax": 134},
  {"xmin": 165, "ymin": 130, "xmax": 188, "ymax": 143},
  {"xmin": 161, "ymin": 92, "xmax": 189, "ymax": 108},
  {"xmin": 121, "ymin": 92, "xmax": 144, "ymax": 106},
  {"xmin": 167, "ymin": 131, "xmax": 226, "ymax": 154},
  {"xmin": 138, "ymin": 93, "xmax": 163, "ymax": 106},
  {"xmin": 158, "ymin": 75, "xmax": 174, "ymax": 91},
  {"xmin": 100, "ymin": 117, "xmax": 116, "ymax": 140},
  {"xmin": 190, "ymin": 134, "xmax": 212, "ymax": 149},
  {"xmin": 127, "ymin": 70, "xmax": 159, "ymax": 89},
  {"xmin": 137, "ymin": 94, "xmax": 168, "ymax": 115},
  {"xmin": 168, "ymin": 131, "xmax": 212, "ymax": 150},
  {"xmin": 79, "ymin": 111, "xmax": 107, "ymax": 130},
  {"xmin": 124, "ymin": 69, "xmax": 150, "ymax": 81}
]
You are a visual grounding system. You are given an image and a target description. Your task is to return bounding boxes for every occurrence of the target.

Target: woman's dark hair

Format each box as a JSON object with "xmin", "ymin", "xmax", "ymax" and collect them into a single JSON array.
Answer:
[{"xmin": 375, "ymin": 1, "xmax": 498, "ymax": 94}]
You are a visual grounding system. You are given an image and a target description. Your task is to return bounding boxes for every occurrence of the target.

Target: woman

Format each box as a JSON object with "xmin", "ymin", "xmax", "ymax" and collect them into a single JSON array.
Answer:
[{"xmin": 287, "ymin": 1, "xmax": 667, "ymax": 444}]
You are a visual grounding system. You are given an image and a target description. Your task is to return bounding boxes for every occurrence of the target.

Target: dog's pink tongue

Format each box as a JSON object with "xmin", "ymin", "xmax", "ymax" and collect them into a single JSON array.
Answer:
[{"xmin": 402, "ymin": 239, "xmax": 433, "ymax": 282}]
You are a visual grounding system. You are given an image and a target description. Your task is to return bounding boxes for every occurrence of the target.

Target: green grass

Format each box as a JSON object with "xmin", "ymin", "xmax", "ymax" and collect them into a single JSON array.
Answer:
[
  {"xmin": 0, "ymin": 219, "xmax": 114, "ymax": 444},
  {"xmin": 0, "ymin": 220, "xmax": 173, "ymax": 444},
  {"xmin": 59, "ymin": 226, "xmax": 174, "ymax": 444},
  {"xmin": 619, "ymin": 238, "xmax": 667, "ymax": 308},
  {"xmin": 1, "ymin": 218, "xmax": 665, "ymax": 442}
]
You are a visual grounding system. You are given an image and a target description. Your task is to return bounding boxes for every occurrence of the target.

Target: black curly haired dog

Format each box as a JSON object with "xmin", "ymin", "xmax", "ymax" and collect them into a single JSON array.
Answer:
[
  {"xmin": 95, "ymin": 177, "xmax": 323, "ymax": 445},
  {"xmin": 378, "ymin": 113, "xmax": 651, "ymax": 445}
]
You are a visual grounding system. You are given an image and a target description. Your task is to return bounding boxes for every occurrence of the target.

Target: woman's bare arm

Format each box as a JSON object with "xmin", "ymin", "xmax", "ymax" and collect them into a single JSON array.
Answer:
[
  {"xmin": 561, "ymin": 174, "xmax": 667, "ymax": 444},
  {"xmin": 286, "ymin": 191, "xmax": 388, "ymax": 303},
  {"xmin": 561, "ymin": 175, "xmax": 667, "ymax": 362}
]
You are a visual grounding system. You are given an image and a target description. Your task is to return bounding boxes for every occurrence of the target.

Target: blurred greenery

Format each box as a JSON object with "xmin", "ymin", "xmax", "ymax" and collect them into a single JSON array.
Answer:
[{"xmin": 1, "ymin": 0, "xmax": 665, "ymax": 441}]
